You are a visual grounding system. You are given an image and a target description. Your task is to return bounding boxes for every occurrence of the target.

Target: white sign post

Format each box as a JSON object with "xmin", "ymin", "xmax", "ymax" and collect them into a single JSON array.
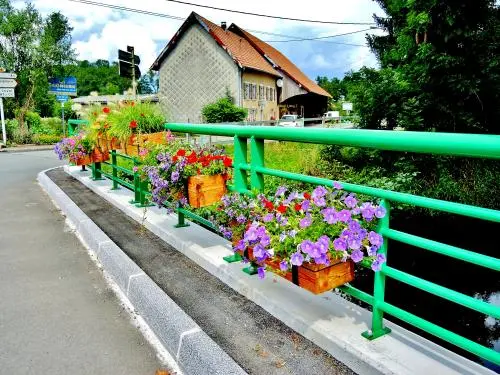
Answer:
[{"xmin": 0, "ymin": 72, "xmax": 17, "ymax": 145}]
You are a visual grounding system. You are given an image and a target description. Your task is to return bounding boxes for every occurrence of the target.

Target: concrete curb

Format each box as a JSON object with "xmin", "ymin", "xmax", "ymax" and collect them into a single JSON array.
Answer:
[
  {"xmin": 63, "ymin": 165, "xmax": 497, "ymax": 375},
  {"xmin": 0, "ymin": 145, "xmax": 55, "ymax": 153},
  {"xmin": 37, "ymin": 169, "xmax": 247, "ymax": 375}
]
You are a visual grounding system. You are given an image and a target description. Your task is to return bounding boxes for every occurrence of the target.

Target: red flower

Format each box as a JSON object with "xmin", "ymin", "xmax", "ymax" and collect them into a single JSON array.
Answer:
[
  {"xmin": 264, "ymin": 200, "xmax": 274, "ymax": 211},
  {"xmin": 294, "ymin": 203, "xmax": 302, "ymax": 211},
  {"xmin": 129, "ymin": 120, "xmax": 138, "ymax": 129},
  {"xmin": 173, "ymin": 155, "xmax": 179, "ymax": 162},
  {"xmin": 176, "ymin": 149, "xmax": 186, "ymax": 157},
  {"xmin": 277, "ymin": 204, "xmax": 287, "ymax": 214},
  {"xmin": 304, "ymin": 192, "xmax": 311, "ymax": 200},
  {"xmin": 187, "ymin": 151, "xmax": 198, "ymax": 164},
  {"xmin": 103, "ymin": 107, "xmax": 110, "ymax": 114},
  {"xmin": 223, "ymin": 157, "xmax": 232, "ymax": 167}
]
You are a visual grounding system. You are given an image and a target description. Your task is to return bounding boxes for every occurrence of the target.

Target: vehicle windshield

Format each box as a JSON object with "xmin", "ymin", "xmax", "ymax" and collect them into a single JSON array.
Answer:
[{"xmin": 281, "ymin": 115, "xmax": 295, "ymax": 121}]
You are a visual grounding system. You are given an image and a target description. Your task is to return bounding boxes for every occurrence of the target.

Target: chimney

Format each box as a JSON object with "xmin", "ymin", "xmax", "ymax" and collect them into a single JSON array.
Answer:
[{"xmin": 221, "ymin": 21, "xmax": 227, "ymax": 31}]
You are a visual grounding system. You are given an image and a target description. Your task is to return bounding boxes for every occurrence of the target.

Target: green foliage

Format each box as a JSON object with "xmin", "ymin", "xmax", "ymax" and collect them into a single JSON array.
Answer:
[
  {"xmin": 138, "ymin": 70, "xmax": 159, "ymax": 94},
  {"xmin": 25, "ymin": 111, "xmax": 41, "ymax": 131},
  {"xmin": 201, "ymin": 97, "xmax": 247, "ymax": 123},
  {"xmin": 32, "ymin": 133, "xmax": 62, "ymax": 144},
  {"xmin": 63, "ymin": 59, "xmax": 131, "ymax": 96},
  {"xmin": 52, "ymin": 100, "xmax": 76, "ymax": 119},
  {"xmin": 316, "ymin": 76, "xmax": 347, "ymax": 102},
  {"xmin": 0, "ymin": 2, "xmax": 75, "ymax": 130},
  {"xmin": 361, "ymin": 0, "xmax": 500, "ymax": 133}
]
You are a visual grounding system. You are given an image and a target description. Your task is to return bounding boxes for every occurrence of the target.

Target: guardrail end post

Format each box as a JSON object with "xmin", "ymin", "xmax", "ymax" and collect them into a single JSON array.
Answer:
[
  {"xmin": 363, "ymin": 199, "xmax": 391, "ymax": 340},
  {"xmin": 223, "ymin": 253, "xmax": 243, "ymax": 263},
  {"xmin": 242, "ymin": 263, "xmax": 258, "ymax": 275},
  {"xmin": 174, "ymin": 209, "xmax": 190, "ymax": 228}
]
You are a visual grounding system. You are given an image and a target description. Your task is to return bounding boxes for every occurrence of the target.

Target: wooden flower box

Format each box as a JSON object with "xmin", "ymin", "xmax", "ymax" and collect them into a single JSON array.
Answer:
[
  {"xmin": 187, "ymin": 175, "xmax": 227, "ymax": 208},
  {"xmin": 128, "ymin": 131, "xmax": 167, "ymax": 147},
  {"xmin": 91, "ymin": 148, "xmax": 110, "ymax": 163},
  {"xmin": 265, "ymin": 258, "xmax": 354, "ymax": 295},
  {"xmin": 75, "ymin": 155, "xmax": 92, "ymax": 166},
  {"xmin": 108, "ymin": 137, "xmax": 121, "ymax": 150}
]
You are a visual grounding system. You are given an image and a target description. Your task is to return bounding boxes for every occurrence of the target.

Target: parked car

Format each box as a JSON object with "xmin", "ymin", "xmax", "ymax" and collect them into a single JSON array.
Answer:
[{"xmin": 278, "ymin": 114, "xmax": 302, "ymax": 127}]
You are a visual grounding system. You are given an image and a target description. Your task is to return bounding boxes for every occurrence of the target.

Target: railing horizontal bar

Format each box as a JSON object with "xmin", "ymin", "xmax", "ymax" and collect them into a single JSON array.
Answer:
[
  {"xmin": 177, "ymin": 208, "xmax": 217, "ymax": 230},
  {"xmin": 383, "ymin": 266, "xmax": 499, "ymax": 319},
  {"xmin": 250, "ymin": 166, "xmax": 500, "ymax": 223},
  {"xmin": 165, "ymin": 123, "xmax": 500, "ymax": 159},
  {"xmin": 104, "ymin": 164, "xmax": 134, "ymax": 175},
  {"xmin": 379, "ymin": 301, "xmax": 500, "ymax": 365},
  {"xmin": 114, "ymin": 152, "xmax": 136, "ymax": 161},
  {"xmin": 100, "ymin": 172, "xmax": 134, "ymax": 190},
  {"xmin": 337, "ymin": 284, "xmax": 374, "ymax": 306},
  {"xmin": 382, "ymin": 228, "xmax": 500, "ymax": 271}
]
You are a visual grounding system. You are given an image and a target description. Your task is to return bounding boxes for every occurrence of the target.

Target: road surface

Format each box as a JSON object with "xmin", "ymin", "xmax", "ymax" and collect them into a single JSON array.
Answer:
[{"xmin": 0, "ymin": 151, "xmax": 164, "ymax": 375}]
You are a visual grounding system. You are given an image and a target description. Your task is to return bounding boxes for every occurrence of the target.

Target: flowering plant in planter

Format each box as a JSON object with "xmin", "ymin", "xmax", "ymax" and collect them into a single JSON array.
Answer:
[
  {"xmin": 54, "ymin": 134, "xmax": 93, "ymax": 164},
  {"xmin": 210, "ymin": 193, "xmax": 257, "ymax": 241},
  {"xmin": 235, "ymin": 183, "xmax": 387, "ymax": 282}
]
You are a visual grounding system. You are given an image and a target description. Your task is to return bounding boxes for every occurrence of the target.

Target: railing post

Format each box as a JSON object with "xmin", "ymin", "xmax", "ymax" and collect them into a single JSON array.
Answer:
[
  {"xmin": 363, "ymin": 199, "xmax": 392, "ymax": 340},
  {"xmin": 129, "ymin": 158, "xmax": 140, "ymax": 205},
  {"xmin": 110, "ymin": 150, "xmax": 119, "ymax": 190},
  {"xmin": 92, "ymin": 161, "xmax": 104, "ymax": 181},
  {"xmin": 233, "ymin": 135, "xmax": 248, "ymax": 193},
  {"xmin": 175, "ymin": 208, "xmax": 190, "ymax": 228},
  {"xmin": 136, "ymin": 179, "xmax": 153, "ymax": 208},
  {"xmin": 250, "ymin": 136, "xmax": 264, "ymax": 192}
]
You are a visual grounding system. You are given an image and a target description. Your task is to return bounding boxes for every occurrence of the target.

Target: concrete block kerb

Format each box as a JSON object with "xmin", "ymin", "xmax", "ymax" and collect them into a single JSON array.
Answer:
[{"xmin": 37, "ymin": 168, "xmax": 247, "ymax": 375}]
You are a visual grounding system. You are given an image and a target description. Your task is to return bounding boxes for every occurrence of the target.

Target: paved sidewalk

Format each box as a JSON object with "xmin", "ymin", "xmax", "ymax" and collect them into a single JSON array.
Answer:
[
  {"xmin": 0, "ymin": 151, "xmax": 164, "ymax": 375},
  {"xmin": 0, "ymin": 144, "xmax": 55, "ymax": 153}
]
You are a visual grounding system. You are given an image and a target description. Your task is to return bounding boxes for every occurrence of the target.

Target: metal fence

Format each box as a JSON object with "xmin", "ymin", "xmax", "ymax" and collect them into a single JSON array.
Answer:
[{"xmin": 161, "ymin": 123, "xmax": 500, "ymax": 366}]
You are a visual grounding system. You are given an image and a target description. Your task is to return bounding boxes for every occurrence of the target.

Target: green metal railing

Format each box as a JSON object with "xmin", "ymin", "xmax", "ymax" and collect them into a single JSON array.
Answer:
[
  {"xmin": 164, "ymin": 123, "xmax": 500, "ymax": 366},
  {"xmin": 67, "ymin": 119, "xmax": 88, "ymax": 136}
]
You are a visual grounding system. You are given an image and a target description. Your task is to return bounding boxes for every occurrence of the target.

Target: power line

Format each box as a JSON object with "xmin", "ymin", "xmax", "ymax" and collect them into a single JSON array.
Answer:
[
  {"xmin": 162, "ymin": 0, "xmax": 376, "ymax": 25},
  {"xmin": 261, "ymin": 28, "xmax": 374, "ymax": 44},
  {"xmin": 67, "ymin": 0, "xmax": 371, "ymax": 47},
  {"xmin": 68, "ymin": 0, "xmax": 185, "ymax": 20}
]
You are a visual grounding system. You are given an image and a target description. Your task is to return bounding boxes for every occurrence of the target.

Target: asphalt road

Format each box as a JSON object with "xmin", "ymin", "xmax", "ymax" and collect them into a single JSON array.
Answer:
[{"xmin": 0, "ymin": 151, "xmax": 164, "ymax": 375}]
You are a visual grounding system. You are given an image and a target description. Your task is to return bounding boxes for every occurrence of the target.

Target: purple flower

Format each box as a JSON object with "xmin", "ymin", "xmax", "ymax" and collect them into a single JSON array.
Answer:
[
  {"xmin": 348, "ymin": 220, "xmax": 361, "ymax": 232},
  {"xmin": 299, "ymin": 215, "xmax": 312, "ymax": 228},
  {"xmin": 221, "ymin": 195, "xmax": 231, "ymax": 207},
  {"xmin": 348, "ymin": 237, "xmax": 362, "ymax": 250},
  {"xmin": 321, "ymin": 207, "xmax": 338, "ymax": 224},
  {"xmin": 314, "ymin": 254, "xmax": 330, "ymax": 265},
  {"xmin": 234, "ymin": 240, "xmax": 246, "ymax": 251},
  {"xmin": 244, "ymin": 225, "xmax": 258, "ymax": 242},
  {"xmin": 375, "ymin": 205, "xmax": 387, "ymax": 219},
  {"xmin": 277, "ymin": 215, "xmax": 288, "ymax": 226},
  {"xmin": 279, "ymin": 260, "xmax": 288, "ymax": 271},
  {"xmin": 301, "ymin": 200, "xmax": 311, "ymax": 212},
  {"xmin": 171, "ymin": 171, "xmax": 180, "ymax": 182},
  {"xmin": 300, "ymin": 240, "xmax": 315, "ymax": 255},
  {"xmin": 361, "ymin": 203, "xmax": 375, "ymax": 221},
  {"xmin": 333, "ymin": 181, "xmax": 343, "ymax": 190},
  {"xmin": 350, "ymin": 249, "xmax": 364, "ymax": 263},
  {"xmin": 344, "ymin": 194, "xmax": 358, "ymax": 208},
  {"xmin": 368, "ymin": 231, "xmax": 383, "ymax": 247},
  {"xmin": 257, "ymin": 267, "xmax": 266, "ymax": 279},
  {"xmin": 367, "ymin": 245, "xmax": 378, "ymax": 256},
  {"xmin": 312, "ymin": 196, "xmax": 326, "ymax": 207},
  {"xmin": 316, "ymin": 237, "xmax": 330, "ymax": 254},
  {"xmin": 333, "ymin": 238, "xmax": 347, "ymax": 251},
  {"xmin": 133, "ymin": 166, "xmax": 139, "ymax": 173},
  {"xmin": 284, "ymin": 191, "xmax": 299, "ymax": 205},
  {"xmin": 377, "ymin": 253, "xmax": 386, "ymax": 263},
  {"xmin": 253, "ymin": 244, "xmax": 266, "ymax": 259},
  {"xmin": 352, "ymin": 207, "xmax": 361, "ymax": 215},
  {"xmin": 337, "ymin": 209, "xmax": 351, "ymax": 223},
  {"xmin": 290, "ymin": 252, "xmax": 304, "ymax": 266},
  {"xmin": 371, "ymin": 260, "xmax": 382, "ymax": 271},
  {"xmin": 288, "ymin": 230, "xmax": 297, "ymax": 238},
  {"xmin": 312, "ymin": 186, "xmax": 327, "ymax": 199},
  {"xmin": 236, "ymin": 214, "xmax": 246, "ymax": 224},
  {"xmin": 275, "ymin": 186, "xmax": 287, "ymax": 197},
  {"xmin": 227, "ymin": 208, "xmax": 235, "ymax": 218},
  {"xmin": 279, "ymin": 232, "xmax": 287, "ymax": 242},
  {"xmin": 263, "ymin": 213, "xmax": 274, "ymax": 222},
  {"xmin": 260, "ymin": 234, "xmax": 271, "ymax": 247}
]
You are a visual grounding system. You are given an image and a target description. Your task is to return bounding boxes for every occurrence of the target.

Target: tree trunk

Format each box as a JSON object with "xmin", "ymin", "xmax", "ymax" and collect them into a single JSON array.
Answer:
[{"xmin": 17, "ymin": 84, "xmax": 35, "ymax": 133}]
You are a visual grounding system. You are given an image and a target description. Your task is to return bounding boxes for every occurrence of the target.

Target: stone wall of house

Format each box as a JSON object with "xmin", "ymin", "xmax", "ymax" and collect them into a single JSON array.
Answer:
[{"xmin": 158, "ymin": 23, "xmax": 240, "ymax": 123}]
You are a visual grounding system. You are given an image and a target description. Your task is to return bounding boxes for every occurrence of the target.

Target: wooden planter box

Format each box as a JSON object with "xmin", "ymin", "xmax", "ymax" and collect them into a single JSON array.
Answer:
[
  {"xmin": 128, "ymin": 131, "xmax": 167, "ymax": 147},
  {"xmin": 96, "ymin": 135, "xmax": 109, "ymax": 152},
  {"xmin": 91, "ymin": 148, "xmax": 110, "ymax": 163},
  {"xmin": 266, "ymin": 258, "xmax": 354, "ymax": 295},
  {"xmin": 108, "ymin": 137, "xmax": 121, "ymax": 150},
  {"xmin": 187, "ymin": 174, "xmax": 226, "ymax": 208},
  {"xmin": 121, "ymin": 142, "xmax": 140, "ymax": 156},
  {"xmin": 75, "ymin": 155, "xmax": 92, "ymax": 166}
]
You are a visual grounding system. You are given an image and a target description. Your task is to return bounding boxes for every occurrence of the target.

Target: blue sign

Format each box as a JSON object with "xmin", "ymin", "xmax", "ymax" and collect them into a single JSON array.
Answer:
[
  {"xmin": 49, "ymin": 76, "xmax": 77, "ymax": 96},
  {"xmin": 56, "ymin": 95, "xmax": 69, "ymax": 103}
]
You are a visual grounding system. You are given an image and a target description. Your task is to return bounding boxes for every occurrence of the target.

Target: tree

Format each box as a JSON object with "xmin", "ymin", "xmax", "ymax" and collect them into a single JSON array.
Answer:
[
  {"xmin": 364, "ymin": 0, "xmax": 500, "ymax": 133},
  {"xmin": 64, "ymin": 60, "xmax": 131, "ymax": 96},
  {"xmin": 0, "ymin": 1, "xmax": 75, "ymax": 130},
  {"xmin": 316, "ymin": 76, "xmax": 347, "ymax": 102},
  {"xmin": 202, "ymin": 97, "xmax": 247, "ymax": 123},
  {"xmin": 138, "ymin": 70, "xmax": 159, "ymax": 94}
]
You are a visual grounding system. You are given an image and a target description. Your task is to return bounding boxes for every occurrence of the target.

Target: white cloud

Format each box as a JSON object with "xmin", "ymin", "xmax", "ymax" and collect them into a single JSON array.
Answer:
[{"xmin": 23, "ymin": 0, "xmax": 386, "ymax": 76}]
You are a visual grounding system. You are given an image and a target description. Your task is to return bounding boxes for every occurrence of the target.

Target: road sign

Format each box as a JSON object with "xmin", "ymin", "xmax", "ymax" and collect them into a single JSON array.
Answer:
[
  {"xmin": 118, "ymin": 49, "xmax": 140, "ymax": 64},
  {"xmin": 342, "ymin": 102, "xmax": 353, "ymax": 111},
  {"xmin": 0, "ymin": 79, "xmax": 17, "ymax": 88},
  {"xmin": 0, "ymin": 88, "xmax": 15, "ymax": 98},
  {"xmin": 119, "ymin": 60, "xmax": 141, "ymax": 79},
  {"xmin": 56, "ymin": 95, "xmax": 69, "ymax": 102},
  {"xmin": 48, "ymin": 76, "xmax": 77, "ymax": 96},
  {"xmin": 0, "ymin": 72, "xmax": 16, "ymax": 79}
]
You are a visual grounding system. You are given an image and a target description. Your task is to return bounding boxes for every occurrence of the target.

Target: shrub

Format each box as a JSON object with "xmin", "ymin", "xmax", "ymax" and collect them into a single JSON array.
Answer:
[
  {"xmin": 30, "ymin": 117, "xmax": 63, "ymax": 136},
  {"xmin": 25, "ymin": 111, "xmax": 41, "ymax": 131},
  {"xmin": 201, "ymin": 97, "xmax": 247, "ymax": 123},
  {"xmin": 32, "ymin": 134, "xmax": 63, "ymax": 145}
]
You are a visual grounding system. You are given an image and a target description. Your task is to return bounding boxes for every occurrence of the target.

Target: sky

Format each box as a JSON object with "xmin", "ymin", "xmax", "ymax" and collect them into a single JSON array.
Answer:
[{"xmin": 13, "ymin": 0, "xmax": 386, "ymax": 80}]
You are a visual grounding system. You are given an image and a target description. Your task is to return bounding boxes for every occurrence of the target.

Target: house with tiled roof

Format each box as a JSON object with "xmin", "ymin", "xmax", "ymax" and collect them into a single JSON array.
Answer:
[{"xmin": 151, "ymin": 12, "xmax": 331, "ymax": 123}]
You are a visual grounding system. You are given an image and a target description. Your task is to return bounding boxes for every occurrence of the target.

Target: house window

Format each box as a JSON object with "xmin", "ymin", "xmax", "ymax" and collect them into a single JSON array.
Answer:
[
  {"xmin": 248, "ymin": 109, "xmax": 257, "ymax": 121},
  {"xmin": 259, "ymin": 85, "xmax": 264, "ymax": 100},
  {"xmin": 244, "ymin": 82, "xmax": 249, "ymax": 100},
  {"xmin": 250, "ymin": 84, "xmax": 257, "ymax": 100},
  {"xmin": 266, "ymin": 87, "xmax": 270, "ymax": 101}
]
